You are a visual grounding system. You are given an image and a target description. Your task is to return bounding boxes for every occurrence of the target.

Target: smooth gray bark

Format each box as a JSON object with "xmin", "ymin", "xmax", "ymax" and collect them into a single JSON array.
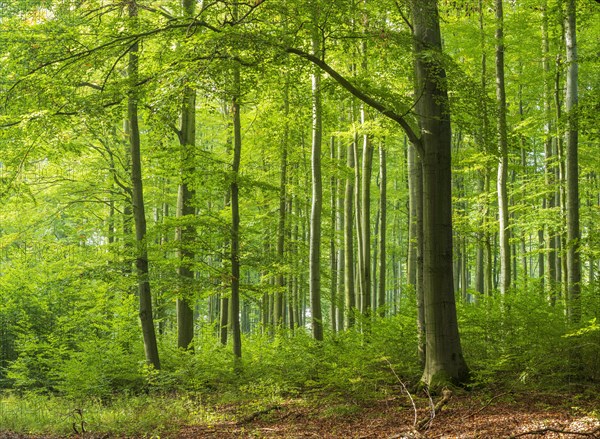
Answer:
[
  {"xmin": 309, "ymin": 4, "xmax": 324, "ymax": 341},
  {"xmin": 564, "ymin": 0, "xmax": 581, "ymax": 324},
  {"xmin": 495, "ymin": 0, "xmax": 511, "ymax": 295}
]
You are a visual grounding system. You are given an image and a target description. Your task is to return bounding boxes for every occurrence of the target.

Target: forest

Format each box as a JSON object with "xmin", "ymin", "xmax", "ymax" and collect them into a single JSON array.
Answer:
[{"xmin": 0, "ymin": 0, "xmax": 599, "ymax": 437}]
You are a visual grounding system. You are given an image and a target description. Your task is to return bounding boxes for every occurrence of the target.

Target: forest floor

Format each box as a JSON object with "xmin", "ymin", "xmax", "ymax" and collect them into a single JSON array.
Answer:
[{"xmin": 1, "ymin": 390, "xmax": 599, "ymax": 439}]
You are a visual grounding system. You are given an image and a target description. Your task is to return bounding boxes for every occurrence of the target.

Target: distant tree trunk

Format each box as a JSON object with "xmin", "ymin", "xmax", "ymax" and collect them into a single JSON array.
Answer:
[
  {"xmin": 408, "ymin": 142, "xmax": 425, "ymax": 365},
  {"xmin": 274, "ymin": 83, "xmax": 289, "ymax": 329},
  {"xmin": 127, "ymin": 0, "xmax": 160, "ymax": 370},
  {"xmin": 230, "ymin": 55, "xmax": 242, "ymax": 359},
  {"xmin": 336, "ymin": 139, "xmax": 345, "ymax": 331},
  {"xmin": 329, "ymin": 136, "xmax": 338, "ymax": 332},
  {"xmin": 542, "ymin": 1, "xmax": 558, "ymax": 303},
  {"xmin": 360, "ymin": 125, "xmax": 373, "ymax": 316},
  {"xmin": 344, "ymin": 136, "xmax": 356, "ymax": 328},
  {"xmin": 495, "ymin": 0, "xmax": 511, "ymax": 295},
  {"xmin": 176, "ymin": 0, "xmax": 197, "ymax": 350},
  {"xmin": 564, "ymin": 0, "xmax": 581, "ymax": 324},
  {"xmin": 377, "ymin": 143, "xmax": 386, "ymax": 317},
  {"xmin": 309, "ymin": 2, "xmax": 324, "ymax": 341}
]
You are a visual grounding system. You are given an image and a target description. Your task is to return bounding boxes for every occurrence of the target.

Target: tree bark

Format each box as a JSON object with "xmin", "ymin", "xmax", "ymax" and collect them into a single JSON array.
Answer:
[
  {"xmin": 495, "ymin": 0, "xmax": 511, "ymax": 295},
  {"xmin": 412, "ymin": 0, "xmax": 469, "ymax": 387},
  {"xmin": 230, "ymin": 60, "xmax": 242, "ymax": 359},
  {"xmin": 309, "ymin": 3, "xmax": 324, "ymax": 341},
  {"xmin": 344, "ymin": 135, "xmax": 356, "ymax": 328},
  {"xmin": 274, "ymin": 83, "xmax": 289, "ymax": 329},
  {"xmin": 377, "ymin": 143, "xmax": 386, "ymax": 317},
  {"xmin": 127, "ymin": 0, "xmax": 160, "ymax": 370},
  {"xmin": 175, "ymin": 0, "xmax": 197, "ymax": 350},
  {"xmin": 564, "ymin": 0, "xmax": 581, "ymax": 324}
]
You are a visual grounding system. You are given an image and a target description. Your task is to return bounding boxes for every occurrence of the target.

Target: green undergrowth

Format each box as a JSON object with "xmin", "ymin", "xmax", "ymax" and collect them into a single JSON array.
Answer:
[
  {"xmin": 1, "ymin": 288, "xmax": 599, "ymax": 437},
  {"xmin": 0, "ymin": 392, "xmax": 226, "ymax": 437}
]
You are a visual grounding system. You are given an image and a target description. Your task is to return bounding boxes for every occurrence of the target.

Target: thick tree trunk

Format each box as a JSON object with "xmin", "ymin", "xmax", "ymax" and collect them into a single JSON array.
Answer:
[
  {"xmin": 564, "ymin": 0, "xmax": 581, "ymax": 324},
  {"xmin": 412, "ymin": 0, "xmax": 469, "ymax": 387},
  {"xmin": 495, "ymin": 0, "xmax": 511, "ymax": 295},
  {"xmin": 127, "ymin": 0, "xmax": 160, "ymax": 370}
]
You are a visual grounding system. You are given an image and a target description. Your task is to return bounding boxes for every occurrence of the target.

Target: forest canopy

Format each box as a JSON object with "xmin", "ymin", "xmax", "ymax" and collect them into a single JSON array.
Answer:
[{"xmin": 0, "ymin": 0, "xmax": 599, "ymax": 436}]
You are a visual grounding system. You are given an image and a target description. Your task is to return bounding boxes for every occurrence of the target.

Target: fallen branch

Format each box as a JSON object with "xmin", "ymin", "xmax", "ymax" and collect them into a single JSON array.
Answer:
[
  {"xmin": 385, "ymin": 358, "xmax": 418, "ymax": 427},
  {"xmin": 417, "ymin": 388, "xmax": 452, "ymax": 431},
  {"xmin": 236, "ymin": 405, "xmax": 282, "ymax": 425},
  {"xmin": 509, "ymin": 425, "xmax": 600, "ymax": 438}
]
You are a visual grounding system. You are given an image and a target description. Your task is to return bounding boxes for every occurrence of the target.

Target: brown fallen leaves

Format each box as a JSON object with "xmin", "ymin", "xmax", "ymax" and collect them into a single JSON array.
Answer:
[{"xmin": 2, "ymin": 391, "xmax": 599, "ymax": 439}]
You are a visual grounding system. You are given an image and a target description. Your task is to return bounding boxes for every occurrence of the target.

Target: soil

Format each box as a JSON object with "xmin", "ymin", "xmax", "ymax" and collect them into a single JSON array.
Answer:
[{"xmin": 2, "ymin": 391, "xmax": 599, "ymax": 439}]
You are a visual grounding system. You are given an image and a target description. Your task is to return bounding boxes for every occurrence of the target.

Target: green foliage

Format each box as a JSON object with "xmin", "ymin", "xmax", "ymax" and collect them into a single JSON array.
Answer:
[{"xmin": 458, "ymin": 291, "xmax": 599, "ymax": 389}]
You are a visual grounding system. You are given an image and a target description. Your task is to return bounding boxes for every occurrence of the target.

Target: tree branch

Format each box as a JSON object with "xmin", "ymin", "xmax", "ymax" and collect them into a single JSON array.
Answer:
[
  {"xmin": 510, "ymin": 425, "xmax": 600, "ymax": 438},
  {"xmin": 286, "ymin": 47, "xmax": 421, "ymax": 149}
]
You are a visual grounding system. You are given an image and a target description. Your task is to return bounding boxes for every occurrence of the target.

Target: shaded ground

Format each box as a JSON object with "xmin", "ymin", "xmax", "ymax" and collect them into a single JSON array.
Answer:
[{"xmin": 2, "ymin": 391, "xmax": 599, "ymax": 438}]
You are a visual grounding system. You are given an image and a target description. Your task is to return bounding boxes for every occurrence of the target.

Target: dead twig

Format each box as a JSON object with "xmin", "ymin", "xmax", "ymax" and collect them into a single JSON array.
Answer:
[
  {"xmin": 417, "ymin": 388, "xmax": 452, "ymax": 431},
  {"xmin": 236, "ymin": 405, "xmax": 282, "ymax": 425},
  {"xmin": 385, "ymin": 358, "xmax": 418, "ymax": 427},
  {"xmin": 509, "ymin": 425, "xmax": 600, "ymax": 438}
]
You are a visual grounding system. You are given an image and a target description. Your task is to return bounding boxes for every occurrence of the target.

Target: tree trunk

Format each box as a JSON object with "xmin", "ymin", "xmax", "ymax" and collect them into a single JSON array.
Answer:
[
  {"xmin": 361, "ymin": 127, "xmax": 373, "ymax": 316},
  {"xmin": 230, "ymin": 60, "xmax": 242, "ymax": 359},
  {"xmin": 495, "ymin": 0, "xmax": 511, "ymax": 295},
  {"xmin": 176, "ymin": 0, "xmax": 197, "ymax": 349},
  {"xmin": 564, "ymin": 0, "xmax": 581, "ymax": 324},
  {"xmin": 409, "ymin": 142, "xmax": 425, "ymax": 365},
  {"xmin": 330, "ymin": 136, "xmax": 338, "ymax": 332},
  {"xmin": 344, "ymin": 136, "xmax": 356, "ymax": 328},
  {"xmin": 378, "ymin": 143, "xmax": 386, "ymax": 317},
  {"xmin": 309, "ymin": 3, "xmax": 324, "ymax": 341},
  {"xmin": 274, "ymin": 83, "xmax": 289, "ymax": 329},
  {"xmin": 412, "ymin": 0, "xmax": 469, "ymax": 387},
  {"xmin": 127, "ymin": 0, "xmax": 160, "ymax": 370}
]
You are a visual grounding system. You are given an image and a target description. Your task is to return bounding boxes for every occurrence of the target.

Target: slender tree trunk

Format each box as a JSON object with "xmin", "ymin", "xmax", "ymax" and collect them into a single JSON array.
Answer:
[
  {"xmin": 495, "ymin": 0, "xmax": 511, "ymax": 295},
  {"xmin": 274, "ymin": 83, "xmax": 289, "ymax": 329},
  {"xmin": 176, "ymin": 0, "xmax": 197, "ymax": 350},
  {"xmin": 353, "ymin": 132, "xmax": 364, "ymax": 313},
  {"xmin": 344, "ymin": 137, "xmax": 356, "ymax": 328},
  {"xmin": 378, "ymin": 143, "xmax": 386, "ymax": 317},
  {"xmin": 230, "ymin": 60, "xmax": 242, "ymax": 359},
  {"xmin": 408, "ymin": 142, "xmax": 425, "ymax": 365},
  {"xmin": 329, "ymin": 136, "xmax": 338, "ymax": 332},
  {"xmin": 127, "ymin": 0, "xmax": 160, "ymax": 369},
  {"xmin": 336, "ymin": 138, "xmax": 346, "ymax": 331},
  {"xmin": 309, "ymin": 3, "xmax": 324, "ymax": 341},
  {"xmin": 360, "ymin": 125, "xmax": 373, "ymax": 316},
  {"xmin": 564, "ymin": 0, "xmax": 581, "ymax": 324},
  {"xmin": 412, "ymin": 0, "xmax": 469, "ymax": 387}
]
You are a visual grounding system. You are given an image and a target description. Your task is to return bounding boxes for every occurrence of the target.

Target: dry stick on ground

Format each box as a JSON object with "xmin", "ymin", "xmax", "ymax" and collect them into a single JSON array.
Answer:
[
  {"xmin": 416, "ymin": 388, "xmax": 453, "ymax": 431},
  {"xmin": 385, "ymin": 358, "xmax": 418, "ymax": 427},
  {"xmin": 509, "ymin": 425, "xmax": 600, "ymax": 438},
  {"xmin": 236, "ymin": 405, "xmax": 283, "ymax": 425}
]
